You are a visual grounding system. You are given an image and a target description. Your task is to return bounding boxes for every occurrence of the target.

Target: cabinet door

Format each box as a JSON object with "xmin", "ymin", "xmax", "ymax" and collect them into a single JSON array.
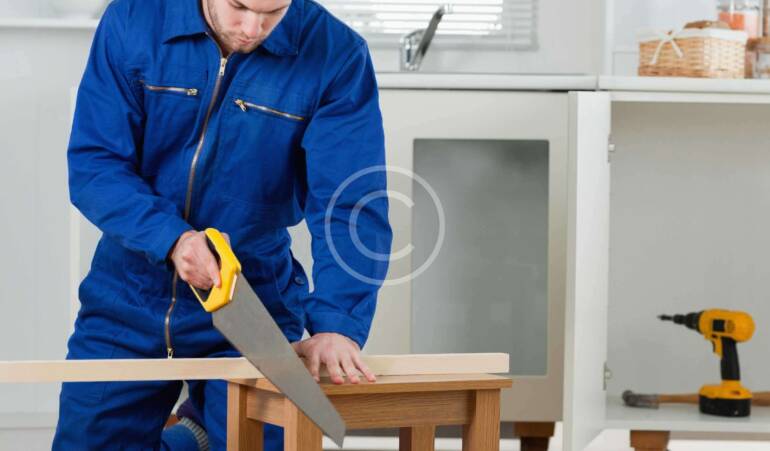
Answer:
[
  {"xmin": 562, "ymin": 92, "xmax": 611, "ymax": 451},
  {"xmin": 374, "ymin": 89, "xmax": 570, "ymax": 422}
]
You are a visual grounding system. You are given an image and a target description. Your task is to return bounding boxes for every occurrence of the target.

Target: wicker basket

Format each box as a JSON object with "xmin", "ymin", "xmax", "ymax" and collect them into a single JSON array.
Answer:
[{"xmin": 638, "ymin": 28, "xmax": 748, "ymax": 78}]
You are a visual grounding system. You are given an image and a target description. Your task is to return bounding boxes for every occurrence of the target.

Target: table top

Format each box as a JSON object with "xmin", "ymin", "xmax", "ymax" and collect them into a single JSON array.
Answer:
[{"xmin": 233, "ymin": 373, "xmax": 512, "ymax": 395}]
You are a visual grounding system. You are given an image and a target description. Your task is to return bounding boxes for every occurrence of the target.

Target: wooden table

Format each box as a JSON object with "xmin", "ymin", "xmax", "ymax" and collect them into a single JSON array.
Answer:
[
  {"xmin": 227, "ymin": 373, "xmax": 512, "ymax": 451},
  {"xmin": 0, "ymin": 353, "xmax": 510, "ymax": 450}
]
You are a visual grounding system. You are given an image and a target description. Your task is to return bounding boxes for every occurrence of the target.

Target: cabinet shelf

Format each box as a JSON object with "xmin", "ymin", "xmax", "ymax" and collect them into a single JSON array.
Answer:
[
  {"xmin": 605, "ymin": 396, "xmax": 770, "ymax": 434},
  {"xmin": 0, "ymin": 17, "xmax": 99, "ymax": 30}
]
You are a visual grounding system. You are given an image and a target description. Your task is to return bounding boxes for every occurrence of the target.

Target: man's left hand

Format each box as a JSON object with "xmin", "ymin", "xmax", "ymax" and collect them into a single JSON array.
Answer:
[{"xmin": 291, "ymin": 333, "xmax": 376, "ymax": 385}]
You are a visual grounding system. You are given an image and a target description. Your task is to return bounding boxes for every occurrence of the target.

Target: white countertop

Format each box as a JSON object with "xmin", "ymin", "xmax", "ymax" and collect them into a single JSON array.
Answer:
[
  {"xmin": 375, "ymin": 73, "xmax": 598, "ymax": 91},
  {"xmin": 600, "ymin": 76, "xmax": 770, "ymax": 104},
  {"xmin": 376, "ymin": 74, "xmax": 770, "ymax": 103},
  {"xmin": 0, "ymin": 17, "xmax": 99, "ymax": 30},
  {"xmin": 600, "ymin": 75, "xmax": 770, "ymax": 95}
]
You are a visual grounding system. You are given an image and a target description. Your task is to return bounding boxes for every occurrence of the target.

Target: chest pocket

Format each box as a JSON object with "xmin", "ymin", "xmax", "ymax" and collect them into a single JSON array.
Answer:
[
  {"xmin": 137, "ymin": 65, "xmax": 206, "ymax": 177},
  {"xmin": 216, "ymin": 84, "xmax": 313, "ymax": 207}
]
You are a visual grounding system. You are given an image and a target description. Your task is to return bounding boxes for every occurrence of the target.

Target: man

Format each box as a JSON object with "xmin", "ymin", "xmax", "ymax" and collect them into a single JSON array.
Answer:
[{"xmin": 53, "ymin": 0, "xmax": 392, "ymax": 448}]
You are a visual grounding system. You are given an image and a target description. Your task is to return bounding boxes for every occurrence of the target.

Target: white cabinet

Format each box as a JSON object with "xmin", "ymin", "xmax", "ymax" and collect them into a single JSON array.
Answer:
[
  {"xmin": 371, "ymin": 86, "xmax": 770, "ymax": 450},
  {"xmin": 366, "ymin": 88, "xmax": 612, "ymax": 450}
]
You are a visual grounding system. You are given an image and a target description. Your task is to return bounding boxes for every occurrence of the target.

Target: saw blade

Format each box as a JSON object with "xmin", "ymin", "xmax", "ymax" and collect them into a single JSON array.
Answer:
[{"xmin": 212, "ymin": 274, "xmax": 346, "ymax": 447}]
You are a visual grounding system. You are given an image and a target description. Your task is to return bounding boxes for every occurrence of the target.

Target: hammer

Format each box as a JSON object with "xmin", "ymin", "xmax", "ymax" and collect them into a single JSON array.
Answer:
[{"xmin": 623, "ymin": 390, "xmax": 770, "ymax": 408}]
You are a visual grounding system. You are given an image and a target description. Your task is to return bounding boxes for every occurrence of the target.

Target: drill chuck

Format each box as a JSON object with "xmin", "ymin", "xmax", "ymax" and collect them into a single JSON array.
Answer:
[{"xmin": 658, "ymin": 312, "xmax": 702, "ymax": 332}]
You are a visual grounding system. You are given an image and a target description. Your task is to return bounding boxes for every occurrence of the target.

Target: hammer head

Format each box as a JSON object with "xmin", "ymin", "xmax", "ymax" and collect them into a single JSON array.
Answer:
[{"xmin": 622, "ymin": 390, "xmax": 660, "ymax": 409}]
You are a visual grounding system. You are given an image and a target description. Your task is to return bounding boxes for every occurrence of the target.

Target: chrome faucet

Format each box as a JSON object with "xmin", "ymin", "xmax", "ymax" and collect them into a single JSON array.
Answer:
[{"xmin": 400, "ymin": 4, "xmax": 453, "ymax": 72}]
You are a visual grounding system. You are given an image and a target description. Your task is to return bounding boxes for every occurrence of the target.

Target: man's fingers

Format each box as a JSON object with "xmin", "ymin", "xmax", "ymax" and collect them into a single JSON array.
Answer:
[
  {"xmin": 184, "ymin": 263, "xmax": 214, "ymax": 290},
  {"xmin": 196, "ymin": 244, "xmax": 220, "ymax": 288},
  {"xmin": 326, "ymin": 358, "xmax": 344, "ymax": 385},
  {"xmin": 309, "ymin": 353, "xmax": 321, "ymax": 382},
  {"xmin": 352, "ymin": 353, "xmax": 376, "ymax": 382},
  {"xmin": 341, "ymin": 358, "xmax": 360, "ymax": 384},
  {"xmin": 177, "ymin": 265, "xmax": 205, "ymax": 289}
]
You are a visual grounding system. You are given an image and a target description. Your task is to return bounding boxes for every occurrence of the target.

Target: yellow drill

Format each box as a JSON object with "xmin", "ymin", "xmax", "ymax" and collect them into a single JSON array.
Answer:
[{"xmin": 659, "ymin": 309, "xmax": 755, "ymax": 417}]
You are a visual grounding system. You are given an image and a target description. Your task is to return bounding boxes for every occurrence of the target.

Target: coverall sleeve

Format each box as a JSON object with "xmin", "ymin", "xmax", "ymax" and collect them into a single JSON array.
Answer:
[
  {"xmin": 301, "ymin": 42, "xmax": 393, "ymax": 349},
  {"xmin": 68, "ymin": 3, "xmax": 192, "ymax": 266}
]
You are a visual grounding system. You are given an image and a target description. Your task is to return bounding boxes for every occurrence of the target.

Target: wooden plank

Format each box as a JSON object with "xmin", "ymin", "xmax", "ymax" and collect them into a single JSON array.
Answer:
[
  {"xmin": 0, "ymin": 357, "xmax": 261, "ymax": 383},
  {"xmin": 357, "ymin": 353, "xmax": 509, "ymax": 376},
  {"xmin": 244, "ymin": 373, "xmax": 512, "ymax": 396},
  {"xmin": 0, "ymin": 353, "xmax": 509, "ymax": 383}
]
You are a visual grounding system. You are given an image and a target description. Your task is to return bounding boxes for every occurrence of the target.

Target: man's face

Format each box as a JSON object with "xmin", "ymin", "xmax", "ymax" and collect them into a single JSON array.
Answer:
[{"xmin": 204, "ymin": 0, "xmax": 292, "ymax": 54}]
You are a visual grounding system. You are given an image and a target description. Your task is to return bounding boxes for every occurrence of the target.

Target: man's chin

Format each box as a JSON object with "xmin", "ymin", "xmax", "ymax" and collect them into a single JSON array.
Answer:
[{"xmin": 234, "ymin": 43, "xmax": 261, "ymax": 54}]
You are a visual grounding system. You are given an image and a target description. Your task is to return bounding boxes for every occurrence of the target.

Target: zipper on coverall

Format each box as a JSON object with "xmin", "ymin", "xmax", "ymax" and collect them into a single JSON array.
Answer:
[{"xmin": 166, "ymin": 35, "xmax": 228, "ymax": 358}]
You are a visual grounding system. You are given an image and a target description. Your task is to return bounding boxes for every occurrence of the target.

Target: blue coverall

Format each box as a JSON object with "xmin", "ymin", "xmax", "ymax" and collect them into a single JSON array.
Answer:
[{"xmin": 53, "ymin": 0, "xmax": 392, "ymax": 448}]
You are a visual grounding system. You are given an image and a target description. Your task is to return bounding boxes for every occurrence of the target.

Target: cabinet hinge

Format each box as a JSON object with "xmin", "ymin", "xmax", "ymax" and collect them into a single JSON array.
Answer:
[
  {"xmin": 607, "ymin": 134, "xmax": 616, "ymax": 163},
  {"xmin": 603, "ymin": 362, "xmax": 613, "ymax": 390}
]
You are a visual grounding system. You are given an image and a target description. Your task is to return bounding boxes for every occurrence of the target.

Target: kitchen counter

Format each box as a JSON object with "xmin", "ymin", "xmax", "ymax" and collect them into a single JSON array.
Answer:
[
  {"xmin": 376, "ymin": 72, "xmax": 598, "ymax": 91},
  {"xmin": 600, "ymin": 75, "xmax": 770, "ymax": 104},
  {"xmin": 376, "ymin": 73, "xmax": 770, "ymax": 104}
]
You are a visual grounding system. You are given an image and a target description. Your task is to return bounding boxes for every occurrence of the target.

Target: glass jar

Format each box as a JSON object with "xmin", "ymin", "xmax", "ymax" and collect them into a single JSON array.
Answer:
[
  {"xmin": 753, "ymin": 37, "xmax": 770, "ymax": 78},
  {"xmin": 717, "ymin": 0, "xmax": 761, "ymax": 38}
]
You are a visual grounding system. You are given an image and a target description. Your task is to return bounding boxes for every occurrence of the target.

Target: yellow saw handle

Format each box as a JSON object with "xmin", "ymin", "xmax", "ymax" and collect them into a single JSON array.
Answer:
[{"xmin": 188, "ymin": 228, "xmax": 242, "ymax": 313}]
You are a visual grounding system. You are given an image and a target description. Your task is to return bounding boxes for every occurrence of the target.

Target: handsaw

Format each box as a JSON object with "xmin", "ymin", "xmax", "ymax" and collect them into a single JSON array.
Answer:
[{"xmin": 189, "ymin": 228, "xmax": 346, "ymax": 447}]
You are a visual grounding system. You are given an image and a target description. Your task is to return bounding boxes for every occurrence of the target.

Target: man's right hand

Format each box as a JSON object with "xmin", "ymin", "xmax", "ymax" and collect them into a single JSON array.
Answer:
[{"xmin": 170, "ymin": 230, "xmax": 229, "ymax": 290}]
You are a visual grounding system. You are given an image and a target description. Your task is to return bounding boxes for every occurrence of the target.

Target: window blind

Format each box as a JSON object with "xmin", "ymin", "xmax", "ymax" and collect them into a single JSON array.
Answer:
[{"xmin": 319, "ymin": 0, "xmax": 539, "ymax": 49}]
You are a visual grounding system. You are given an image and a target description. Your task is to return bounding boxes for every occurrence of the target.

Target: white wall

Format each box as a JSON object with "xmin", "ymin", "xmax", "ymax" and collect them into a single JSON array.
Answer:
[
  {"xmin": 1, "ymin": 0, "xmax": 607, "ymax": 74},
  {"xmin": 0, "ymin": 26, "xmax": 94, "ymax": 441},
  {"xmin": 370, "ymin": 0, "xmax": 605, "ymax": 74}
]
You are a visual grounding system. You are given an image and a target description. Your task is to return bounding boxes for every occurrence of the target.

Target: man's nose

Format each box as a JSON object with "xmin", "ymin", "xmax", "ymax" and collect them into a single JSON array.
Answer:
[{"xmin": 242, "ymin": 13, "xmax": 264, "ymax": 39}]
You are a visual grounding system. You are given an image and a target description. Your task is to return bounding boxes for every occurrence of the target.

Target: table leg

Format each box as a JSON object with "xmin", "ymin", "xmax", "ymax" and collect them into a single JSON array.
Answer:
[
  {"xmin": 399, "ymin": 425, "xmax": 436, "ymax": 451},
  {"xmin": 283, "ymin": 398, "xmax": 322, "ymax": 451},
  {"xmin": 227, "ymin": 382, "xmax": 264, "ymax": 451},
  {"xmin": 461, "ymin": 389, "xmax": 501, "ymax": 451},
  {"xmin": 630, "ymin": 430, "xmax": 670, "ymax": 451},
  {"xmin": 514, "ymin": 422, "xmax": 555, "ymax": 451}
]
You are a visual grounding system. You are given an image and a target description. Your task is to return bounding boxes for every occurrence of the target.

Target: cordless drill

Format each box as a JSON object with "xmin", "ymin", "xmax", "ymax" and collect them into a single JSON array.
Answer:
[{"xmin": 659, "ymin": 309, "xmax": 755, "ymax": 417}]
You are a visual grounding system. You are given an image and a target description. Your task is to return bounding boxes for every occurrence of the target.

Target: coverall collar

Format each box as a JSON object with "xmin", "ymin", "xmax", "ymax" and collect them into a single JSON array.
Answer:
[{"xmin": 162, "ymin": 0, "xmax": 303, "ymax": 57}]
